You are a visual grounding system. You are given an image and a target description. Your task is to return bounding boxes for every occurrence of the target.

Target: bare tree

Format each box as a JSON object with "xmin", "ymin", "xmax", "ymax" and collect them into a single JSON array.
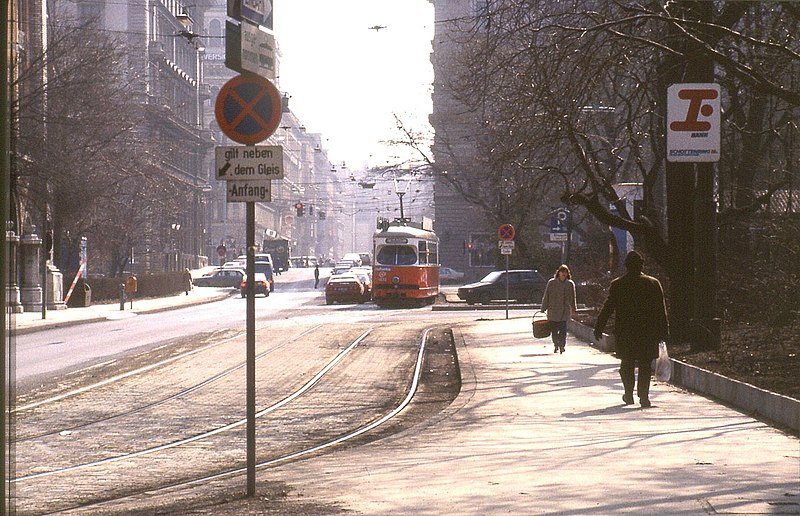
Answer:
[
  {"xmin": 432, "ymin": 0, "xmax": 798, "ymax": 306},
  {"xmin": 13, "ymin": 13, "xmax": 194, "ymax": 276}
]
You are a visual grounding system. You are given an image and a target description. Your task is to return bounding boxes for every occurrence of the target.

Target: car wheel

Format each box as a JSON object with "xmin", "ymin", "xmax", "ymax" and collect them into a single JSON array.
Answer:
[
  {"xmin": 465, "ymin": 296, "xmax": 476, "ymax": 305},
  {"xmin": 479, "ymin": 293, "xmax": 492, "ymax": 305},
  {"xmin": 326, "ymin": 299, "xmax": 333, "ymax": 305}
]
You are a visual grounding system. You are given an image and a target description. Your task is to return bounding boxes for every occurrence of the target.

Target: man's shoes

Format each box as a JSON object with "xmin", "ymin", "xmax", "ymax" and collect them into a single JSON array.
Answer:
[
  {"xmin": 622, "ymin": 393, "xmax": 634, "ymax": 405},
  {"xmin": 559, "ymin": 347, "xmax": 565, "ymax": 354},
  {"xmin": 554, "ymin": 346, "xmax": 559, "ymax": 353},
  {"xmin": 640, "ymin": 398, "xmax": 652, "ymax": 408}
]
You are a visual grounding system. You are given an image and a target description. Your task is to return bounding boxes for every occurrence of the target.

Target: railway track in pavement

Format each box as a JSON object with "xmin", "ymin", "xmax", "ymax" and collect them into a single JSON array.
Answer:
[{"xmin": 12, "ymin": 318, "xmax": 460, "ymax": 514}]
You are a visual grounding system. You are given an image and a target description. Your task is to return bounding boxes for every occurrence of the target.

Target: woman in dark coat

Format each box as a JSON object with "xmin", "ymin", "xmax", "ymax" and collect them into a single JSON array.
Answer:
[{"xmin": 594, "ymin": 251, "xmax": 669, "ymax": 407}]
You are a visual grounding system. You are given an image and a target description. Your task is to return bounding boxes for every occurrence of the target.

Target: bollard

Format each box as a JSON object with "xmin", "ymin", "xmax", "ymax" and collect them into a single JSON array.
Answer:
[{"xmin": 120, "ymin": 283, "xmax": 125, "ymax": 311}]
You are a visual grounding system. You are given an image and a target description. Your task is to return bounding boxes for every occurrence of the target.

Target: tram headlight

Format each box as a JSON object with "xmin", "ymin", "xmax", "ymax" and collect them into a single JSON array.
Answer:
[{"xmin": 391, "ymin": 276, "xmax": 400, "ymax": 286}]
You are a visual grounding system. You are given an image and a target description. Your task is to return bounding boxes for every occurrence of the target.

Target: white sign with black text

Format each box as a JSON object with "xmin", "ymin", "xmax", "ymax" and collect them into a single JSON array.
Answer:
[
  {"xmin": 226, "ymin": 180, "xmax": 272, "ymax": 203},
  {"xmin": 215, "ymin": 145, "xmax": 284, "ymax": 180}
]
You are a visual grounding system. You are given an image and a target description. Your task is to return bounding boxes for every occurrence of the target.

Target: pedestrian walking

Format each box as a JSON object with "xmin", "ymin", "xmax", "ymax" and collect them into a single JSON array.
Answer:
[
  {"xmin": 182, "ymin": 268, "xmax": 193, "ymax": 295},
  {"xmin": 314, "ymin": 264, "xmax": 320, "ymax": 289},
  {"xmin": 540, "ymin": 264, "xmax": 577, "ymax": 354},
  {"xmin": 593, "ymin": 250, "xmax": 669, "ymax": 408}
]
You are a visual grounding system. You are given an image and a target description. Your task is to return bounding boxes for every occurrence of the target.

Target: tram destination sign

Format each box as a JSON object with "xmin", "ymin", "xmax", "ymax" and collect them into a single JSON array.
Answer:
[{"xmin": 215, "ymin": 145, "xmax": 284, "ymax": 180}]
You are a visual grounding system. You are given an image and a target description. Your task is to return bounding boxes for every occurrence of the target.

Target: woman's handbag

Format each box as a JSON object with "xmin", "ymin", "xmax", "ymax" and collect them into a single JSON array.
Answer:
[
  {"xmin": 532, "ymin": 311, "xmax": 551, "ymax": 339},
  {"xmin": 655, "ymin": 341, "xmax": 672, "ymax": 382}
]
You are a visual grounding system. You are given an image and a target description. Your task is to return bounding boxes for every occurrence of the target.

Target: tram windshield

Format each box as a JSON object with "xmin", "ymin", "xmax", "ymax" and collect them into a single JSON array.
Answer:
[{"xmin": 376, "ymin": 245, "xmax": 417, "ymax": 266}]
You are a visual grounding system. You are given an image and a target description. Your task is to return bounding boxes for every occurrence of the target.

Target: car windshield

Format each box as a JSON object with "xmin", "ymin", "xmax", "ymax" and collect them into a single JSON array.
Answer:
[{"xmin": 480, "ymin": 271, "xmax": 504, "ymax": 283}]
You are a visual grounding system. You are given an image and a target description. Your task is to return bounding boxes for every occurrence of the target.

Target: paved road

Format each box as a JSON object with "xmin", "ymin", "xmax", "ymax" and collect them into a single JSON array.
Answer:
[{"xmin": 7, "ymin": 271, "xmax": 800, "ymax": 514}]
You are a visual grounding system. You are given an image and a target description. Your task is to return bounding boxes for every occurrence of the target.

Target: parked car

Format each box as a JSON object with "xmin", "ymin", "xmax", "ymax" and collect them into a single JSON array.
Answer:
[
  {"xmin": 341, "ymin": 253, "xmax": 363, "ymax": 267},
  {"xmin": 348, "ymin": 269, "xmax": 373, "ymax": 301},
  {"xmin": 440, "ymin": 266, "xmax": 465, "ymax": 284},
  {"xmin": 254, "ymin": 261, "xmax": 274, "ymax": 291},
  {"xmin": 325, "ymin": 274, "xmax": 366, "ymax": 304},
  {"xmin": 457, "ymin": 269, "xmax": 546, "ymax": 305},
  {"xmin": 290, "ymin": 256, "xmax": 318, "ymax": 268},
  {"xmin": 357, "ymin": 252, "xmax": 372, "ymax": 266},
  {"xmin": 332, "ymin": 260, "xmax": 356, "ymax": 275},
  {"xmin": 240, "ymin": 273, "xmax": 270, "ymax": 297},
  {"xmin": 235, "ymin": 253, "xmax": 275, "ymax": 272},
  {"xmin": 193, "ymin": 268, "xmax": 245, "ymax": 288}
]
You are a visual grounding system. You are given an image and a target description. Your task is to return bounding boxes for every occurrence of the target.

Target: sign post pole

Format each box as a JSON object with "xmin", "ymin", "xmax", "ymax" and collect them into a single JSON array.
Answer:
[
  {"xmin": 246, "ymin": 200, "xmax": 256, "ymax": 496},
  {"xmin": 505, "ymin": 253, "xmax": 510, "ymax": 320},
  {"xmin": 215, "ymin": 73, "xmax": 283, "ymax": 497},
  {"xmin": 497, "ymin": 224, "xmax": 515, "ymax": 320}
]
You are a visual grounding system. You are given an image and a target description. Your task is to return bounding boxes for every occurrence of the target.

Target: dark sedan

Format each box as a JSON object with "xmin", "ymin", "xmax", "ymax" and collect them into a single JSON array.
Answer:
[
  {"xmin": 457, "ymin": 269, "xmax": 546, "ymax": 305},
  {"xmin": 193, "ymin": 268, "xmax": 245, "ymax": 288}
]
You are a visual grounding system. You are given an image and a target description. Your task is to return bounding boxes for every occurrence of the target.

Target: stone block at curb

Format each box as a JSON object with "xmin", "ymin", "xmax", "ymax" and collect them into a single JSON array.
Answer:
[
  {"xmin": 568, "ymin": 319, "xmax": 614, "ymax": 351},
  {"xmin": 672, "ymin": 359, "xmax": 800, "ymax": 435}
]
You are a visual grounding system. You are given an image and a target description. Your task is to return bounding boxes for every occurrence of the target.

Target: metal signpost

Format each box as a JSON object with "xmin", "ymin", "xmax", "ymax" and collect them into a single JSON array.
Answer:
[
  {"xmin": 215, "ymin": 71, "xmax": 282, "ymax": 497},
  {"xmin": 498, "ymin": 224, "xmax": 515, "ymax": 319},
  {"xmin": 550, "ymin": 208, "xmax": 570, "ymax": 264}
]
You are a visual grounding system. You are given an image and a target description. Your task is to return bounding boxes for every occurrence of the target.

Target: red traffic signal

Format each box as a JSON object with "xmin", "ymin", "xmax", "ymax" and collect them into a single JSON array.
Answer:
[{"xmin": 294, "ymin": 202, "xmax": 304, "ymax": 216}]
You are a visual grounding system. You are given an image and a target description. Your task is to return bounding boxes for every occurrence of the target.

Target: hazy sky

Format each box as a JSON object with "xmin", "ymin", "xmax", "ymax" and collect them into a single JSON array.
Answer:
[{"xmin": 273, "ymin": 1, "xmax": 435, "ymax": 170}]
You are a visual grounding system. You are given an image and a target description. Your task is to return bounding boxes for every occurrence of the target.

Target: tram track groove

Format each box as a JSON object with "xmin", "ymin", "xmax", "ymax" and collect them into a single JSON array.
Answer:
[
  {"xmin": 37, "ymin": 328, "xmax": 437, "ymax": 516},
  {"xmin": 15, "ymin": 324, "xmax": 324, "ymax": 441},
  {"xmin": 14, "ymin": 325, "xmax": 375, "ymax": 480},
  {"xmin": 14, "ymin": 323, "xmax": 438, "ymax": 514}
]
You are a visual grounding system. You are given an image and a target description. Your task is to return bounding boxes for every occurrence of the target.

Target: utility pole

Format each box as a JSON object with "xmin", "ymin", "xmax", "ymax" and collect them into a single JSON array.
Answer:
[
  {"xmin": 665, "ymin": 1, "xmax": 720, "ymax": 350},
  {"xmin": 2, "ymin": 0, "xmax": 12, "ymax": 510}
]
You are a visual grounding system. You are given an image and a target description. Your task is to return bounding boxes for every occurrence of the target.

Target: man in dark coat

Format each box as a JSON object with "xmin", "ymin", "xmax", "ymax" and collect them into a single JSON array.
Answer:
[{"xmin": 594, "ymin": 251, "xmax": 669, "ymax": 408}]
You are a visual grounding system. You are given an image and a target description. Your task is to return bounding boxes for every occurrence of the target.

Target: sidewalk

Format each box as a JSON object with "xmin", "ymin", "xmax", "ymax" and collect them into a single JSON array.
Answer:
[
  {"xmin": 266, "ymin": 316, "xmax": 800, "ymax": 514},
  {"xmin": 8, "ymin": 285, "xmax": 234, "ymax": 336}
]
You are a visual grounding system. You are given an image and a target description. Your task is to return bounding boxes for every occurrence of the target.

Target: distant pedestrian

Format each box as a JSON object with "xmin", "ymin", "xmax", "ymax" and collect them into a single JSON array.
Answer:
[
  {"xmin": 540, "ymin": 264, "xmax": 577, "ymax": 354},
  {"xmin": 594, "ymin": 250, "xmax": 669, "ymax": 408},
  {"xmin": 314, "ymin": 264, "xmax": 320, "ymax": 289},
  {"xmin": 182, "ymin": 268, "xmax": 193, "ymax": 295}
]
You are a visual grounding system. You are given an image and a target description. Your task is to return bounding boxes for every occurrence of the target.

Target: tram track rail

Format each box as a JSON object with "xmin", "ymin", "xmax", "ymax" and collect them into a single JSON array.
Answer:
[
  {"xmin": 14, "ymin": 324, "xmax": 323, "ymax": 441},
  {"xmin": 13, "ymin": 323, "xmax": 446, "ymax": 515},
  {"xmin": 52, "ymin": 329, "xmax": 433, "ymax": 516}
]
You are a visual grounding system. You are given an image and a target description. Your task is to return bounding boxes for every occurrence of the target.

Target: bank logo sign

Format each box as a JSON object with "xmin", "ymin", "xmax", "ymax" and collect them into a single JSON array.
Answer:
[{"xmin": 667, "ymin": 83, "xmax": 720, "ymax": 163}]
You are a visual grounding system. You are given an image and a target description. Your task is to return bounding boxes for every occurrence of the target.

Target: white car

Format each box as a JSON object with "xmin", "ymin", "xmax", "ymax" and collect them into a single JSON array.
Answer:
[
  {"xmin": 341, "ymin": 253, "xmax": 363, "ymax": 267},
  {"xmin": 440, "ymin": 266, "xmax": 465, "ymax": 283}
]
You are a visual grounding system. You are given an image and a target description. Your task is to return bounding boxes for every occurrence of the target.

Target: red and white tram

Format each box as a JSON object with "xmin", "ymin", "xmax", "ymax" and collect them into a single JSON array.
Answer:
[{"xmin": 372, "ymin": 222, "xmax": 440, "ymax": 307}]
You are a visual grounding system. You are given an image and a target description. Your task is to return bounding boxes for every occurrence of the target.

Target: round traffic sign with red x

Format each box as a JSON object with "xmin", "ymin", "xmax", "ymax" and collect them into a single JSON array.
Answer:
[
  {"xmin": 498, "ymin": 223, "xmax": 515, "ymax": 241},
  {"xmin": 215, "ymin": 74, "xmax": 282, "ymax": 145}
]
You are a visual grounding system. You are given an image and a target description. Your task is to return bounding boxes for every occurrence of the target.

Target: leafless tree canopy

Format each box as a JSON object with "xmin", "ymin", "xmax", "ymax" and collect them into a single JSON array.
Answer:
[
  {"xmin": 435, "ymin": 0, "xmax": 800, "ymax": 270},
  {"xmin": 14, "ymin": 12, "xmax": 194, "ymax": 276}
]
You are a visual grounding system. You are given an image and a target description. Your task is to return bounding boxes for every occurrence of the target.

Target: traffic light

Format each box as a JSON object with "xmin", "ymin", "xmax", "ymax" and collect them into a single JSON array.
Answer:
[
  {"xmin": 295, "ymin": 202, "xmax": 304, "ymax": 216},
  {"xmin": 309, "ymin": 204, "xmax": 314, "ymax": 215}
]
